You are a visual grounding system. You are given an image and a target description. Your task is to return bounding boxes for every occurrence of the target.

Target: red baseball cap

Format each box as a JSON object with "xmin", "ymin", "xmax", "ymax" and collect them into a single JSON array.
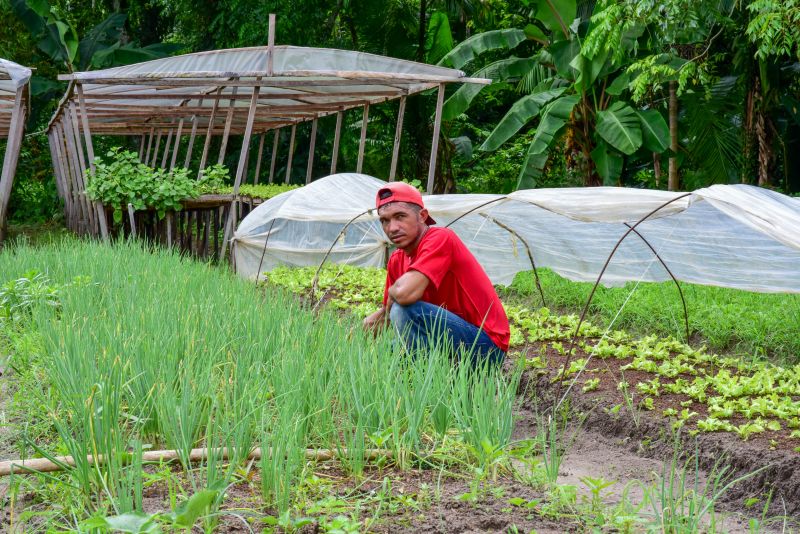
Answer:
[{"xmin": 375, "ymin": 182, "xmax": 436, "ymax": 225}]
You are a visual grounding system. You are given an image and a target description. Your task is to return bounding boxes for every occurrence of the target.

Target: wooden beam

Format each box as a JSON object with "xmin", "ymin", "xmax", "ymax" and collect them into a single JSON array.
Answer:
[
  {"xmin": 198, "ymin": 88, "xmax": 223, "ymax": 176},
  {"xmin": 306, "ymin": 118, "xmax": 317, "ymax": 184},
  {"xmin": 169, "ymin": 119, "xmax": 184, "ymax": 170},
  {"xmin": 269, "ymin": 129, "xmax": 279, "ymax": 184},
  {"xmin": 217, "ymin": 85, "xmax": 239, "ymax": 165},
  {"xmin": 330, "ymin": 111, "xmax": 342, "ymax": 175},
  {"xmin": 184, "ymin": 105, "xmax": 200, "ymax": 168},
  {"xmin": 150, "ymin": 130, "xmax": 162, "ymax": 167},
  {"xmin": 426, "ymin": 83, "xmax": 445, "ymax": 195},
  {"xmin": 0, "ymin": 87, "xmax": 25, "ymax": 242},
  {"xmin": 357, "ymin": 104, "xmax": 369, "ymax": 173},
  {"xmin": 144, "ymin": 127, "xmax": 154, "ymax": 163},
  {"xmin": 160, "ymin": 128, "xmax": 174, "ymax": 168},
  {"xmin": 77, "ymin": 84, "xmax": 109, "ymax": 239},
  {"xmin": 389, "ymin": 96, "xmax": 406, "ymax": 182},
  {"xmin": 285, "ymin": 124, "xmax": 296, "ymax": 184},
  {"xmin": 67, "ymin": 104, "xmax": 95, "ymax": 233}
]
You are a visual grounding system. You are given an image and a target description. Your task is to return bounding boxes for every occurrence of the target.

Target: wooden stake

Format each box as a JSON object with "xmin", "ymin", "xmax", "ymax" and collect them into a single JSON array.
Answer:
[
  {"xmin": 217, "ymin": 85, "xmax": 239, "ymax": 165},
  {"xmin": 426, "ymin": 83, "xmax": 445, "ymax": 195},
  {"xmin": 150, "ymin": 130, "xmax": 162, "ymax": 167},
  {"xmin": 184, "ymin": 101, "xmax": 201, "ymax": 168},
  {"xmin": 144, "ymin": 127, "xmax": 154, "ymax": 163},
  {"xmin": 160, "ymin": 128, "xmax": 174, "ymax": 169},
  {"xmin": 67, "ymin": 104, "xmax": 96, "ymax": 233},
  {"xmin": 198, "ymin": 88, "xmax": 223, "ymax": 176},
  {"xmin": 306, "ymin": 118, "xmax": 317, "ymax": 184},
  {"xmin": 0, "ymin": 447, "xmax": 391, "ymax": 476},
  {"xmin": 285, "ymin": 124, "xmax": 296, "ymax": 184},
  {"xmin": 77, "ymin": 84, "xmax": 110, "ymax": 239},
  {"xmin": 357, "ymin": 103, "xmax": 369, "ymax": 173},
  {"xmin": 389, "ymin": 96, "xmax": 406, "ymax": 182},
  {"xmin": 331, "ymin": 111, "xmax": 342, "ymax": 175},
  {"xmin": 127, "ymin": 203, "xmax": 137, "ymax": 237},
  {"xmin": 269, "ymin": 129, "xmax": 279, "ymax": 184},
  {"xmin": 170, "ymin": 119, "xmax": 185, "ymax": 170}
]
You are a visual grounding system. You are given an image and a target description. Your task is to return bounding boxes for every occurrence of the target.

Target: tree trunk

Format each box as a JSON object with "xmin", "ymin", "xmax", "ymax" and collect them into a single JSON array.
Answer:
[{"xmin": 668, "ymin": 82, "xmax": 679, "ymax": 191}]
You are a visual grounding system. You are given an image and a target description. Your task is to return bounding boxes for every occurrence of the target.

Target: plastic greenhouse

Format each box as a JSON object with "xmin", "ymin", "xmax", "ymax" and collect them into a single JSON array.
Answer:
[{"xmin": 233, "ymin": 173, "xmax": 800, "ymax": 293}]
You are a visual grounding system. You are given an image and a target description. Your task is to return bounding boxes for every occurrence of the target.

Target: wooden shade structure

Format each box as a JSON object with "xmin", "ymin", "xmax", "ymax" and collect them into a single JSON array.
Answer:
[
  {"xmin": 46, "ymin": 15, "xmax": 489, "ymax": 251},
  {"xmin": 0, "ymin": 59, "xmax": 31, "ymax": 242}
]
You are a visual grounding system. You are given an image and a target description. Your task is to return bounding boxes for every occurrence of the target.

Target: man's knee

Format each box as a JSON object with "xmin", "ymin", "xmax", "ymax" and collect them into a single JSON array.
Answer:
[{"xmin": 389, "ymin": 301, "xmax": 427, "ymax": 327}]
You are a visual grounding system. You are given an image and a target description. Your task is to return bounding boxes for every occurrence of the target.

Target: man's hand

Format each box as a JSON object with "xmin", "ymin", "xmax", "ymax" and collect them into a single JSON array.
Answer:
[
  {"xmin": 388, "ymin": 270, "xmax": 429, "ymax": 306},
  {"xmin": 363, "ymin": 306, "xmax": 387, "ymax": 334}
]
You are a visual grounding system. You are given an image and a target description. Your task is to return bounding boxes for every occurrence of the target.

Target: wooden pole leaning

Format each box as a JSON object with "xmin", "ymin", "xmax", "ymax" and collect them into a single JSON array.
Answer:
[
  {"xmin": 0, "ymin": 87, "xmax": 26, "ymax": 242},
  {"xmin": 184, "ymin": 100, "xmax": 201, "ymax": 168},
  {"xmin": 426, "ymin": 83, "xmax": 445, "ymax": 195},
  {"xmin": 285, "ymin": 124, "xmax": 296, "ymax": 184},
  {"xmin": 198, "ymin": 88, "xmax": 223, "ymax": 177},
  {"xmin": 169, "ymin": 119, "xmax": 185, "ymax": 170},
  {"xmin": 269, "ymin": 129, "xmax": 279, "ymax": 184},
  {"xmin": 389, "ymin": 95, "xmax": 406, "ymax": 182},
  {"xmin": 55, "ymin": 122, "xmax": 81, "ymax": 232},
  {"xmin": 138, "ymin": 134, "xmax": 146, "ymax": 160},
  {"xmin": 357, "ymin": 103, "xmax": 369, "ymax": 173},
  {"xmin": 217, "ymin": 85, "xmax": 239, "ymax": 165},
  {"xmin": 306, "ymin": 118, "xmax": 317, "ymax": 184},
  {"xmin": 150, "ymin": 130, "xmax": 162, "ymax": 167},
  {"xmin": 76, "ymin": 83, "xmax": 109, "ymax": 239},
  {"xmin": 330, "ymin": 111, "xmax": 342, "ymax": 175},
  {"xmin": 160, "ymin": 128, "xmax": 174, "ymax": 169},
  {"xmin": 67, "ymin": 104, "xmax": 95, "ymax": 234},
  {"xmin": 253, "ymin": 133, "xmax": 265, "ymax": 185},
  {"xmin": 144, "ymin": 127, "xmax": 155, "ymax": 163}
]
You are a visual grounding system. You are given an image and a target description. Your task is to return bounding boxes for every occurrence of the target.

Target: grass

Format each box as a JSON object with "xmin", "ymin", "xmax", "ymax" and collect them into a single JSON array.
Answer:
[
  {"xmin": 504, "ymin": 269, "xmax": 800, "ymax": 364},
  {"xmin": 0, "ymin": 237, "xmax": 519, "ymax": 529}
]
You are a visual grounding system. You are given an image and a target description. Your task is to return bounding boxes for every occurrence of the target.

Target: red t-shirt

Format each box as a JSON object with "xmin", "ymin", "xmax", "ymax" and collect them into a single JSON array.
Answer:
[{"xmin": 383, "ymin": 227, "xmax": 510, "ymax": 352}]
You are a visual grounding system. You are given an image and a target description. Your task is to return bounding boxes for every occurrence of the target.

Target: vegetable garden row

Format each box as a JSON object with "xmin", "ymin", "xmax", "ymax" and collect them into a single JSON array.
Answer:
[{"xmin": 0, "ymin": 239, "xmax": 798, "ymax": 532}]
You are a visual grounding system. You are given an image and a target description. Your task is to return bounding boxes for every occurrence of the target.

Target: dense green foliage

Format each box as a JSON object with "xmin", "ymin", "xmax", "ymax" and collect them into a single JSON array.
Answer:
[{"xmin": 3, "ymin": 0, "xmax": 799, "ymax": 225}]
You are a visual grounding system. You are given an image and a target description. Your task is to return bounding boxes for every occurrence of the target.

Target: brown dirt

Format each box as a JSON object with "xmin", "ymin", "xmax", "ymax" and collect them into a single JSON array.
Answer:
[{"xmin": 513, "ymin": 341, "xmax": 800, "ymax": 520}]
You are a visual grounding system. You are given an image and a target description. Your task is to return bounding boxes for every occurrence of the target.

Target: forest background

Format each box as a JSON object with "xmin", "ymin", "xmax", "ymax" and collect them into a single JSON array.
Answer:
[{"xmin": 0, "ymin": 0, "xmax": 798, "ymax": 224}]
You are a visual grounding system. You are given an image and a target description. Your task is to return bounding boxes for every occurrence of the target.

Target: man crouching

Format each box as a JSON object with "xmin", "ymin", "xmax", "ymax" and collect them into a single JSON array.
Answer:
[{"xmin": 363, "ymin": 182, "xmax": 509, "ymax": 365}]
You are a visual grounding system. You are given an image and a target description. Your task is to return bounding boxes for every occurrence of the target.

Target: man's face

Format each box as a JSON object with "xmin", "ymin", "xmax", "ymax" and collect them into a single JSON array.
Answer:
[{"xmin": 378, "ymin": 202, "xmax": 427, "ymax": 250}]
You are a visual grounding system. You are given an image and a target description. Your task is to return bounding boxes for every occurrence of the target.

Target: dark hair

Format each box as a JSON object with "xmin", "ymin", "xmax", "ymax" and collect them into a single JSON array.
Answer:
[{"xmin": 378, "ymin": 201, "xmax": 421, "ymax": 215}]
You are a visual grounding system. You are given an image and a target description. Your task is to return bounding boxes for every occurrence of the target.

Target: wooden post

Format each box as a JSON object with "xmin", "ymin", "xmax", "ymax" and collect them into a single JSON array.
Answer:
[
  {"xmin": 306, "ymin": 118, "xmax": 317, "ymax": 184},
  {"xmin": 76, "ymin": 84, "xmax": 110, "ymax": 239},
  {"xmin": 389, "ymin": 96, "xmax": 406, "ymax": 182},
  {"xmin": 169, "ymin": 119, "xmax": 184, "ymax": 170},
  {"xmin": 269, "ymin": 129, "xmax": 279, "ymax": 184},
  {"xmin": 267, "ymin": 14, "xmax": 275, "ymax": 76},
  {"xmin": 426, "ymin": 83, "xmax": 445, "ymax": 195},
  {"xmin": 253, "ymin": 134, "xmax": 265, "ymax": 185},
  {"xmin": 285, "ymin": 124, "xmax": 296, "ymax": 184},
  {"xmin": 160, "ymin": 128, "xmax": 174, "ymax": 168},
  {"xmin": 217, "ymin": 85, "xmax": 239, "ymax": 165},
  {"xmin": 144, "ymin": 127, "xmax": 155, "ymax": 163},
  {"xmin": 330, "ymin": 111, "xmax": 342, "ymax": 175},
  {"xmin": 198, "ymin": 88, "xmax": 223, "ymax": 176},
  {"xmin": 357, "ymin": 104, "xmax": 369, "ymax": 173},
  {"xmin": 56, "ymin": 122, "xmax": 82, "ymax": 231},
  {"xmin": 0, "ymin": 87, "xmax": 26, "ymax": 241},
  {"xmin": 127, "ymin": 203, "xmax": 137, "ymax": 237},
  {"xmin": 138, "ymin": 134, "xmax": 146, "ymax": 160},
  {"xmin": 150, "ymin": 130, "xmax": 162, "ymax": 167},
  {"xmin": 51, "ymin": 126, "xmax": 72, "ymax": 226},
  {"xmin": 184, "ymin": 101, "xmax": 201, "ymax": 168}
]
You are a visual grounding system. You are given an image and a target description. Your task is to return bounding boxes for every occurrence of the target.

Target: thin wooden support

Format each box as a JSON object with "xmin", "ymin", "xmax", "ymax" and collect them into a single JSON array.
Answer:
[
  {"xmin": 253, "ymin": 134, "xmax": 265, "ymax": 185},
  {"xmin": 54, "ymin": 124, "xmax": 78, "ymax": 230},
  {"xmin": 285, "ymin": 124, "xmax": 296, "ymax": 184},
  {"xmin": 184, "ymin": 101, "xmax": 201, "ymax": 168},
  {"xmin": 306, "ymin": 118, "xmax": 318, "ymax": 184},
  {"xmin": 77, "ymin": 84, "xmax": 110, "ymax": 239},
  {"xmin": 67, "ymin": 105, "xmax": 96, "ymax": 233},
  {"xmin": 160, "ymin": 128, "xmax": 174, "ymax": 169},
  {"xmin": 357, "ymin": 104, "xmax": 369, "ymax": 173},
  {"xmin": 203, "ymin": 210, "xmax": 210, "ymax": 258},
  {"xmin": 138, "ymin": 134, "xmax": 146, "ymax": 160},
  {"xmin": 330, "ymin": 111, "xmax": 342, "ymax": 175},
  {"xmin": 198, "ymin": 88, "xmax": 223, "ymax": 176},
  {"xmin": 150, "ymin": 130, "xmax": 163, "ymax": 167},
  {"xmin": 269, "ymin": 129, "xmax": 279, "ymax": 184},
  {"xmin": 217, "ymin": 85, "xmax": 240, "ymax": 165},
  {"xmin": 427, "ymin": 83, "xmax": 446, "ymax": 195},
  {"xmin": 166, "ymin": 212, "xmax": 172, "ymax": 247},
  {"xmin": 267, "ymin": 14, "xmax": 276, "ymax": 75},
  {"xmin": 144, "ymin": 127, "xmax": 155, "ymax": 163},
  {"xmin": 169, "ymin": 119, "xmax": 184, "ymax": 170},
  {"xmin": 389, "ymin": 96, "xmax": 406, "ymax": 182}
]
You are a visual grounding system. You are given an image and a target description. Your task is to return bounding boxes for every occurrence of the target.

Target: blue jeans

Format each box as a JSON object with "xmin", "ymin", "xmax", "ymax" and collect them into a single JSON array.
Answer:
[{"xmin": 389, "ymin": 301, "xmax": 505, "ymax": 366}]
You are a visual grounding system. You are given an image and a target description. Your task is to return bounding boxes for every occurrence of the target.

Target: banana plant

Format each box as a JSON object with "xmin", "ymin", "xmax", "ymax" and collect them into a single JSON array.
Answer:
[{"xmin": 439, "ymin": 0, "xmax": 670, "ymax": 188}]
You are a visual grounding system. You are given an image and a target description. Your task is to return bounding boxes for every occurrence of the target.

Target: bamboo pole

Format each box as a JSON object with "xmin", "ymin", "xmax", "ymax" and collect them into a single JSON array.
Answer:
[
  {"xmin": 269, "ymin": 129, "xmax": 279, "ymax": 184},
  {"xmin": 330, "ymin": 111, "xmax": 342, "ymax": 175},
  {"xmin": 253, "ymin": 133, "xmax": 265, "ymax": 185},
  {"xmin": 306, "ymin": 118, "xmax": 317, "ymax": 184},
  {"xmin": 426, "ymin": 83, "xmax": 445, "ymax": 195},
  {"xmin": 356, "ymin": 103, "xmax": 369, "ymax": 173},
  {"xmin": 285, "ymin": 124, "xmax": 296, "ymax": 184},
  {"xmin": 389, "ymin": 96, "xmax": 406, "ymax": 182},
  {"xmin": 0, "ymin": 447, "xmax": 391, "ymax": 476},
  {"xmin": 77, "ymin": 84, "xmax": 110, "ymax": 239}
]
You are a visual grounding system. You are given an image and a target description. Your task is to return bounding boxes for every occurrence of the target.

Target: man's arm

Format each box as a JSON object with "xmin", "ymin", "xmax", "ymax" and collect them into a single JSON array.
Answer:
[{"xmin": 387, "ymin": 270, "xmax": 429, "ymax": 306}]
